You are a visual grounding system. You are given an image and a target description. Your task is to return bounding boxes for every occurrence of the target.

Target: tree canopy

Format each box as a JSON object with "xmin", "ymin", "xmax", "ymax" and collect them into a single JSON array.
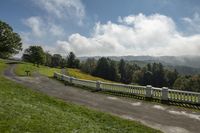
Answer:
[
  {"xmin": 51, "ymin": 54, "xmax": 62, "ymax": 67},
  {"xmin": 0, "ymin": 20, "xmax": 22, "ymax": 58},
  {"xmin": 67, "ymin": 52, "xmax": 80, "ymax": 68},
  {"xmin": 22, "ymin": 46, "xmax": 45, "ymax": 67},
  {"xmin": 81, "ymin": 58, "xmax": 96, "ymax": 74},
  {"xmin": 93, "ymin": 57, "xmax": 119, "ymax": 81}
]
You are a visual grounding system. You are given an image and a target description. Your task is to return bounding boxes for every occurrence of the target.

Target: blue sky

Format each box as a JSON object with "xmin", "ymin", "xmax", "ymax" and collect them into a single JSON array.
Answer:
[{"xmin": 1, "ymin": 0, "xmax": 200, "ymax": 56}]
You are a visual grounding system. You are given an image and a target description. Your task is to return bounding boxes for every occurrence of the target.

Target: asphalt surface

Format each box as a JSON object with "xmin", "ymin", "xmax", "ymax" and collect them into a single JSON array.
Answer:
[{"xmin": 3, "ymin": 64, "xmax": 200, "ymax": 133}]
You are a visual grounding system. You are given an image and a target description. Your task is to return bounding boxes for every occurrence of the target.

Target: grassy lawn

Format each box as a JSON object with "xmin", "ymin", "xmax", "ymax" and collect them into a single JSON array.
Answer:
[
  {"xmin": 15, "ymin": 62, "xmax": 61, "ymax": 77},
  {"xmin": 15, "ymin": 62, "xmax": 114, "ymax": 82},
  {"xmin": 0, "ymin": 59, "xmax": 7, "ymax": 74},
  {"xmin": 0, "ymin": 60, "xmax": 161, "ymax": 133},
  {"xmin": 67, "ymin": 68, "xmax": 115, "ymax": 83}
]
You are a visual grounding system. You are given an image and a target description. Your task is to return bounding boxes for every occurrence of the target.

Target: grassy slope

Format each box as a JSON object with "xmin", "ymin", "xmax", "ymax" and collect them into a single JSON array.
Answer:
[
  {"xmin": 0, "ymin": 60, "xmax": 161, "ymax": 133},
  {"xmin": 15, "ymin": 62, "xmax": 115, "ymax": 82},
  {"xmin": 15, "ymin": 62, "xmax": 61, "ymax": 77},
  {"xmin": 67, "ymin": 68, "xmax": 115, "ymax": 83}
]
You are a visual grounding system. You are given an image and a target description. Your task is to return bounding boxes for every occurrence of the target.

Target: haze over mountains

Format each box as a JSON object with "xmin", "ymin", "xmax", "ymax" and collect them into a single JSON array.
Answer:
[{"xmin": 79, "ymin": 55, "xmax": 200, "ymax": 75}]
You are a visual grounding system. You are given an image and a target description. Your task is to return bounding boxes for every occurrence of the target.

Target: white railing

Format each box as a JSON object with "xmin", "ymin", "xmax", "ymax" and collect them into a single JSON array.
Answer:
[
  {"xmin": 101, "ymin": 82, "xmax": 146, "ymax": 96},
  {"xmin": 72, "ymin": 78, "xmax": 96, "ymax": 89},
  {"xmin": 54, "ymin": 72, "xmax": 200, "ymax": 105}
]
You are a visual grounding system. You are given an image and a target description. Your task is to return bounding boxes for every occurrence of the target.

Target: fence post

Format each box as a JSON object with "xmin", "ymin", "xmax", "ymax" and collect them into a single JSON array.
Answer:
[
  {"xmin": 162, "ymin": 87, "xmax": 169, "ymax": 103},
  {"xmin": 61, "ymin": 74, "xmax": 64, "ymax": 81},
  {"xmin": 53, "ymin": 72, "xmax": 57, "ymax": 78},
  {"xmin": 145, "ymin": 85, "xmax": 152, "ymax": 100},
  {"xmin": 69, "ymin": 77, "xmax": 73, "ymax": 84},
  {"xmin": 96, "ymin": 81, "xmax": 101, "ymax": 91}
]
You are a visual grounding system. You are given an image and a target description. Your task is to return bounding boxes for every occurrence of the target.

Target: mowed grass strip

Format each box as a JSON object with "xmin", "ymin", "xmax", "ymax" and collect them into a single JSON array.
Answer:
[
  {"xmin": 0, "ymin": 61, "xmax": 161, "ymax": 133},
  {"xmin": 15, "ymin": 62, "xmax": 61, "ymax": 77}
]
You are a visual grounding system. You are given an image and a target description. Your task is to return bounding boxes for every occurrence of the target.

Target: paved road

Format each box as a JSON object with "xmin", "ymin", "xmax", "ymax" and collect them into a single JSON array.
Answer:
[{"xmin": 4, "ymin": 64, "xmax": 200, "ymax": 133}]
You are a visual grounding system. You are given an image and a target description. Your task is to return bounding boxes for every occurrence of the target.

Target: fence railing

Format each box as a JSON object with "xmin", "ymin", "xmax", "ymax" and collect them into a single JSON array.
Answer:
[{"xmin": 54, "ymin": 72, "xmax": 200, "ymax": 105}]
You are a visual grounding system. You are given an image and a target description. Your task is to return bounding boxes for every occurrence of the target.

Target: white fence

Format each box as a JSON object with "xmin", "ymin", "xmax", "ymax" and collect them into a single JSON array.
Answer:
[{"xmin": 54, "ymin": 72, "xmax": 200, "ymax": 105}]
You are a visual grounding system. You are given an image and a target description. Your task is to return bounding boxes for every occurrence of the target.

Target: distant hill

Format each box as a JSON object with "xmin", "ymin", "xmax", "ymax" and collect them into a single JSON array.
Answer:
[{"xmin": 78, "ymin": 55, "xmax": 200, "ymax": 75}]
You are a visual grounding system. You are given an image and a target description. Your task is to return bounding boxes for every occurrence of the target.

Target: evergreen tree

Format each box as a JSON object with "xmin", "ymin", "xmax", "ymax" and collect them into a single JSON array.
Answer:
[
  {"xmin": 118, "ymin": 59, "xmax": 126, "ymax": 83},
  {"xmin": 67, "ymin": 52, "xmax": 80, "ymax": 68},
  {"xmin": 142, "ymin": 71, "xmax": 153, "ymax": 85},
  {"xmin": 74, "ymin": 59, "xmax": 80, "ymax": 68},
  {"xmin": 93, "ymin": 57, "xmax": 110, "ymax": 79},
  {"xmin": 109, "ymin": 60, "xmax": 120, "ymax": 81}
]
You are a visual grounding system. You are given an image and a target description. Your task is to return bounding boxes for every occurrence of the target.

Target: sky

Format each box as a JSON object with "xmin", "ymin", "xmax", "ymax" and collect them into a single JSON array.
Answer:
[{"xmin": 1, "ymin": 0, "xmax": 200, "ymax": 57}]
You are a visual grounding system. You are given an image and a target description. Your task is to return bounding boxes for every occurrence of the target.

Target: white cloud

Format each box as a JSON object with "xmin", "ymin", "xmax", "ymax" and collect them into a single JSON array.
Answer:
[
  {"xmin": 21, "ymin": 0, "xmax": 85, "ymax": 46},
  {"xmin": 49, "ymin": 24, "xmax": 64, "ymax": 37},
  {"xmin": 55, "ymin": 13, "xmax": 200, "ymax": 56},
  {"xmin": 182, "ymin": 13, "xmax": 200, "ymax": 34},
  {"xmin": 34, "ymin": 0, "xmax": 85, "ymax": 23},
  {"xmin": 22, "ymin": 16, "xmax": 65, "ymax": 43},
  {"xmin": 23, "ymin": 16, "xmax": 45, "ymax": 38}
]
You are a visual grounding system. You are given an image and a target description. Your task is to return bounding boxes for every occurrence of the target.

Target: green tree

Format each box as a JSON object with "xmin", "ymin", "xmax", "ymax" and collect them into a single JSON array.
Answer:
[
  {"xmin": 93, "ymin": 57, "xmax": 120, "ymax": 82},
  {"xmin": 188, "ymin": 75, "xmax": 200, "ymax": 92},
  {"xmin": 132, "ymin": 70, "xmax": 144, "ymax": 84},
  {"xmin": 93, "ymin": 57, "xmax": 110, "ymax": 79},
  {"xmin": 67, "ymin": 52, "xmax": 80, "ymax": 68},
  {"xmin": 151, "ymin": 63, "xmax": 166, "ymax": 87},
  {"xmin": 0, "ymin": 20, "xmax": 22, "ymax": 58},
  {"xmin": 109, "ymin": 60, "xmax": 120, "ymax": 81},
  {"xmin": 51, "ymin": 54, "xmax": 62, "ymax": 67},
  {"xmin": 74, "ymin": 59, "xmax": 80, "ymax": 68},
  {"xmin": 45, "ymin": 52, "xmax": 52, "ymax": 67},
  {"xmin": 118, "ymin": 59, "xmax": 126, "ymax": 83},
  {"xmin": 123, "ymin": 63, "xmax": 139, "ymax": 84},
  {"xmin": 173, "ymin": 75, "xmax": 200, "ymax": 92},
  {"xmin": 81, "ymin": 58, "xmax": 96, "ymax": 74},
  {"xmin": 173, "ymin": 76, "xmax": 190, "ymax": 91},
  {"xmin": 142, "ymin": 71, "xmax": 153, "ymax": 85},
  {"xmin": 60, "ymin": 58, "xmax": 67, "ymax": 68},
  {"xmin": 23, "ymin": 46, "xmax": 45, "ymax": 67},
  {"xmin": 165, "ymin": 69, "xmax": 178, "ymax": 87}
]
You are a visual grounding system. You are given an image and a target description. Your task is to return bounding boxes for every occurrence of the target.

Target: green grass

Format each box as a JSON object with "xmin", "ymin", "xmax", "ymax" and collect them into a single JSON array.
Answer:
[
  {"xmin": 15, "ymin": 62, "xmax": 114, "ymax": 82},
  {"xmin": 0, "ymin": 59, "xmax": 7, "ymax": 74},
  {"xmin": 0, "ymin": 60, "xmax": 161, "ymax": 133},
  {"xmin": 15, "ymin": 62, "xmax": 61, "ymax": 77},
  {"xmin": 67, "ymin": 68, "xmax": 115, "ymax": 83}
]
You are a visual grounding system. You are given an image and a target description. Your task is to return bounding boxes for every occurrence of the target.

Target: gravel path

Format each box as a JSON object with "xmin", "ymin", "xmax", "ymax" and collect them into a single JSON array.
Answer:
[{"xmin": 4, "ymin": 64, "xmax": 200, "ymax": 133}]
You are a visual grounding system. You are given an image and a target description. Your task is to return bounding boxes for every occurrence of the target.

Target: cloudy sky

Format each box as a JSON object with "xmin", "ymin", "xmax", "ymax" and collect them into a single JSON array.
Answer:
[{"xmin": 1, "ymin": 0, "xmax": 200, "ymax": 56}]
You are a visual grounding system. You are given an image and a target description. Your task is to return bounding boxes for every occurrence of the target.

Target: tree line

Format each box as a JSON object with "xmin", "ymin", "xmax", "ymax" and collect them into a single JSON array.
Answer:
[
  {"xmin": 81, "ymin": 57, "xmax": 200, "ymax": 92},
  {"xmin": 22, "ymin": 46, "xmax": 80, "ymax": 69}
]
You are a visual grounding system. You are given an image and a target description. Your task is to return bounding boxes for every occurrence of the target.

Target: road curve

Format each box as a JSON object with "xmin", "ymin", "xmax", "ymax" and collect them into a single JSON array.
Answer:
[{"xmin": 3, "ymin": 64, "xmax": 200, "ymax": 133}]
